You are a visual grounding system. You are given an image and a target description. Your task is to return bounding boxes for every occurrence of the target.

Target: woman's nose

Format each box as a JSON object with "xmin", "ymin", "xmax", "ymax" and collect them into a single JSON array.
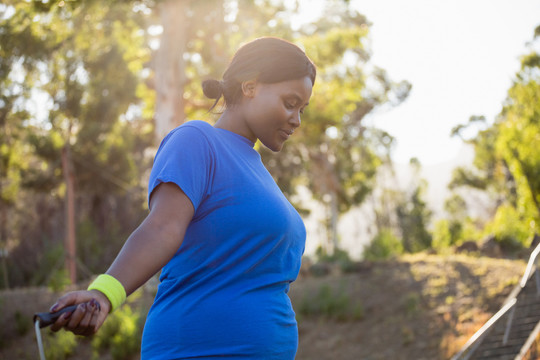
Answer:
[{"xmin": 289, "ymin": 112, "xmax": 301, "ymax": 128}]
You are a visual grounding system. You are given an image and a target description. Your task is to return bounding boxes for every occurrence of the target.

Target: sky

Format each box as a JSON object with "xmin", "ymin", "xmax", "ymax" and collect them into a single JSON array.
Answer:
[{"xmin": 295, "ymin": 0, "xmax": 540, "ymax": 165}]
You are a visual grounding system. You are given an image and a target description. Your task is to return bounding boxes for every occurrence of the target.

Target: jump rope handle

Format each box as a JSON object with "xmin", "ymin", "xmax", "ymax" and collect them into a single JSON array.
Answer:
[{"xmin": 33, "ymin": 305, "xmax": 79, "ymax": 328}]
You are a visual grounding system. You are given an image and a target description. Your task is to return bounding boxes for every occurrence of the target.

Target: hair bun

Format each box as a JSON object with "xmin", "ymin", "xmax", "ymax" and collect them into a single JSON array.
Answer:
[{"xmin": 202, "ymin": 79, "xmax": 223, "ymax": 100}]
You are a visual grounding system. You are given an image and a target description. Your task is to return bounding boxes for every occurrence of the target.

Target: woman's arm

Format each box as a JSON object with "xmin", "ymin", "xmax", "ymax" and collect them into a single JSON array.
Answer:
[
  {"xmin": 50, "ymin": 182, "xmax": 194, "ymax": 335},
  {"xmin": 107, "ymin": 182, "xmax": 194, "ymax": 296}
]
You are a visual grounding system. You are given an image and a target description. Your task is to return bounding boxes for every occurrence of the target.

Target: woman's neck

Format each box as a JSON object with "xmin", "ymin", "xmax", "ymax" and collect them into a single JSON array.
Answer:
[{"xmin": 214, "ymin": 109, "xmax": 256, "ymax": 143}]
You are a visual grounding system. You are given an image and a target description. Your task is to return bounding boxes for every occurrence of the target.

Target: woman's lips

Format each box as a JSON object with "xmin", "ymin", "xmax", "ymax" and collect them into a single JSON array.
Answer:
[{"xmin": 279, "ymin": 129, "xmax": 294, "ymax": 140}]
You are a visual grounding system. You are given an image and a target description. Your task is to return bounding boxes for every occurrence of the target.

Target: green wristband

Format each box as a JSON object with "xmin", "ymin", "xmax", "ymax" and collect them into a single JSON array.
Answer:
[{"xmin": 87, "ymin": 274, "xmax": 126, "ymax": 312}]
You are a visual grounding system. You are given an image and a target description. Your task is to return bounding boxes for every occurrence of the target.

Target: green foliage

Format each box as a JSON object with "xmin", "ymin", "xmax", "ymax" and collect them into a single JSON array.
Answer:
[
  {"xmin": 397, "ymin": 181, "xmax": 433, "ymax": 253},
  {"xmin": 444, "ymin": 194, "xmax": 468, "ymax": 222},
  {"xmin": 451, "ymin": 28, "xmax": 540, "ymax": 253},
  {"xmin": 432, "ymin": 219, "xmax": 453, "ymax": 251},
  {"xmin": 43, "ymin": 330, "xmax": 77, "ymax": 360},
  {"xmin": 484, "ymin": 204, "xmax": 531, "ymax": 251},
  {"xmin": 259, "ymin": 1, "xmax": 410, "ymax": 253},
  {"xmin": 298, "ymin": 284, "xmax": 363, "ymax": 321},
  {"xmin": 432, "ymin": 216, "xmax": 466, "ymax": 252},
  {"xmin": 450, "ymin": 117, "xmax": 507, "ymax": 195},
  {"xmin": 1, "ymin": 0, "xmax": 411, "ymax": 287},
  {"xmin": 439, "ymin": 194, "xmax": 467, "ymax": 246},
  {"xmin": 14, "ymin": 310, "xmax": 30, "ymax": 336},
  {"xmin": 34, "ymin": 243, "xmax": 66, "ymax": 290},
  {"xmin": 496, "ymin": 74, "xmax": 540, "ymax": 230},
  {"xmin": 460, "ymin": 219, "xmax": 483, "ymax": 243},
  {"xmin": 1, "ymin": 1, "xmax": 153, "ymax": 287},
  {"xmin": 91, "ymin": 304, "xmax": 142, "ymax": 360},
  {"xmin": 315, "ymin": 246, "xmax": 356, "ymax": 273},
  {"xmin": 76, "ymin": 218, "xmax": 132, "ymax": 275},
  {"xmin": 363, "ymin": 229, "xmax": 403, "ymax": 260},
  {"xmin": 47, "ymin": 269, "xmax": 71, "ymax": 293}
]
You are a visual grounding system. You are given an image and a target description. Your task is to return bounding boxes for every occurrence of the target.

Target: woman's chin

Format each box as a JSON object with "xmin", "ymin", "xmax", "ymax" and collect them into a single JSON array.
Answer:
[{"xmin": 269, "ymin": 143, "xmax": 284, "ymax": 152}]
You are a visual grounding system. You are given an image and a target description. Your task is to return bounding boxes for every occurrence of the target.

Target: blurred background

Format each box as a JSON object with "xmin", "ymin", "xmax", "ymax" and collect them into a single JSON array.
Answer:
[{"xmin": 1, "ymin": 0, "xmax": 539, "ymax": 359}]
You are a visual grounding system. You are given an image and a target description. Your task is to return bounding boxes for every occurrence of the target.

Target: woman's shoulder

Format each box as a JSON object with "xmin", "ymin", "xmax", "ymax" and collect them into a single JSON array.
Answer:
[
  {"xmin": 173, "ymin": 120, "xmax": 213, "ymax": 134},
  {"xmin": 180, "ymin": 119, "xmax": 213, "ymax": 130},
  {"xmin": 165, "ymin": 120, "xmax": 215, "ymax": 142},
  {"xmin": 156, "ymin": 120, "xmax": 218, "ymax": 154}
]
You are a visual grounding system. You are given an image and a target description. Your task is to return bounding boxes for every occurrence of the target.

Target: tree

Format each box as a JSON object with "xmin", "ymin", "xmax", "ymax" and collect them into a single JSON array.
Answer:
[
  {"xmin": 450, "ymin": 26, "xmax": 540, "ymax": 250},
  {"xmin": 0, "ymin": 1, "xmax": 57, "ymax": 287},
  {"xmin": 148, "ymin": 0, "xmax": 412, "ymax": 255},
  {"xmin": 0, "ymin": 47, "xmax": 32, "ymax": 288},
  {"xmin": 260, "ymin": 1, "xmax": 411, "ymax": 254},
  {"xmin": 493, "ymin": 29, "xmax": 540, "ymax": 245},
  {"xmin": 395, "ymin": 159, "xmax": 433, "ymax": 253},
  {"xmin": 443, "ymin": 194, "xmax": 467, "ymax": 243},
  {"xmin": 0, "ymin": 1, "xmax": 153, "ymax": 285},
  {"xmin": 146, "ymin": 0, "xmax": 412, "ymax": 255},
  {"xmin": 150, "ymin": 0, "xmax": 303, "ymax": 140},
  {"xmin": 496, "ymin": 53, "xmax": 540, "ymax": 219},
  {"xmin": 1, "ymin": 0, "xmax": 412, "ymax": 286},
  {"xmin": 450, "ymin": 115, "xmax": 515, "ymax": 209}
]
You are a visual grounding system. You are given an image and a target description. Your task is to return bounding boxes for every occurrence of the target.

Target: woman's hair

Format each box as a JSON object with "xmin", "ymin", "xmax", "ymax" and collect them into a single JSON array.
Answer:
[{"xmin": 202, "ymin": 37, "xmax": 316, "ymax": 111}]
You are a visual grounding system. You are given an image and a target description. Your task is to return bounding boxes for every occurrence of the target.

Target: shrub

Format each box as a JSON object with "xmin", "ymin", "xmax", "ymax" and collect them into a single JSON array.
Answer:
[
  {"xmin": 432, "ymin": 219, "xmax": 452, "ymax": 251},
  {"xmin": 484, "ymin": 204, "xmax": 530, "ymax": 251},
  {"xmin": 47, "ymin": 268, "xmax": 71, "ymax": 293},
  {"xmin": 459, "ymin": 218, "xmax": 482, "ymax": 244},
  {"xmin": 315, "ymin": 246, "xmax": 356, "ymax": 273},
  {"xmin": 363, "ymin": 230, "xmax": 403, "ymax": 261},
  {"xmin": 14, "ymin": 310, "xmax": 30, "ymax": 336},
  {"xmin": 43, "ymin": 330, "xmax": 77, "ymax": 360},
  {"xmin": 91, "ymin": 304, "xmax": 142, "ymax": 360},
  {"xmin": 298, "ymin": 284, "xmax": 363, "ymax": 321}
]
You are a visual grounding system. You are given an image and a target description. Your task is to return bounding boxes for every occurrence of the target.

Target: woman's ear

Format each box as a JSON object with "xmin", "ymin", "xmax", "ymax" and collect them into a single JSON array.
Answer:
[{"xmin": 241, "ymin": 80, "xmax": 257, "ymax": 98}]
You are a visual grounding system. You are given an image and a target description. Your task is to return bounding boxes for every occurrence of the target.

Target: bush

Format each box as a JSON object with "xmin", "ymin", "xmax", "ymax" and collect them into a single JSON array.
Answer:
[
  {"xmin": 460, "ymin": 218, "xmax": 482, "ymax": 244},
  {"xmin": 91, "ymin": 303, "xmax": 143, "ymax": 360},
  {"xmin": 47, "ymin": 268, "xmax": 71, "ymax": 293},
  {"xmin": 14, "ymin": 310, "xmax": 30, "ymax": 336},
  {"xmin": 43, "ymin": 330, "xmax": 77, "ymax": 360},
  {"xmin": 315, "ymin": 246, "xmax": 356, "ymax": 273},
  {"xmin": 298, "ymin": 284, "xmax": 363, "ymax": 321},
  {"xmin": 432, "ymin": 219, "xmax": 452, "ymax": 251},
  {"xmin": 33, "ymin": 243, "xmax": 64, "ymax": 287},
  {"xmin": 363, "ymin": 230, "xmax": 403, "ymax": 261},
  {"xmin": 484, "ymin": 204, "xmax": 531, "ymax": 251}
]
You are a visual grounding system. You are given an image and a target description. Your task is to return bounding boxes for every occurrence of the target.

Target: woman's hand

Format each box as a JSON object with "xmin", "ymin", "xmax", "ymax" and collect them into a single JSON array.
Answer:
[{"xmin": 49, "ymin": 289, "xmax": 111, "ymax": 336}]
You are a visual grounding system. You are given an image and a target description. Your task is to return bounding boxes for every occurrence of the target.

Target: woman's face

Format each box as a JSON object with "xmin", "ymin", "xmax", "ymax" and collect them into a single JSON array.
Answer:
[{"xmin": 241, "ymin": 76, "xmax": 313, "ymax": 152}]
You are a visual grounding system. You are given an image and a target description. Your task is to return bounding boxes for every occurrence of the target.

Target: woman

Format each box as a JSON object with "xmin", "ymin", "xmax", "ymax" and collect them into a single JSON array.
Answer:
[{"xmin": 49, "ymin": 37, "xmax": 316, "ymax": 359}]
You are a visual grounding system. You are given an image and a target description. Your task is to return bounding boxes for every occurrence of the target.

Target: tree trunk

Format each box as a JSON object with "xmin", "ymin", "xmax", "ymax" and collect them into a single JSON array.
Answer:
[
  {"xmin": 0, "ymin": 201, "xmax": 9, "ymax": 289},
  {"xmin": 154, "ymin": 0, "xmax": 189, "ymax": 143},
  {"xmin": 61, "ymin": 145, "xmax": 77, "ymax": 284},
  {"xmin": 310, "ymin": 148, "xmax": 341, "ymax": 256},
  {"xmin": 329, "ymin": 189, "xmax": 339, "ymax": 255}
]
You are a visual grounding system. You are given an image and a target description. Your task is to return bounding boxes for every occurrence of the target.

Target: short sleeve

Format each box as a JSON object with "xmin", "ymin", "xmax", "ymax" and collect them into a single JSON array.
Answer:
[{"xmin": 148, "ymin": 124, "xmax": 214, "ymax": 212}]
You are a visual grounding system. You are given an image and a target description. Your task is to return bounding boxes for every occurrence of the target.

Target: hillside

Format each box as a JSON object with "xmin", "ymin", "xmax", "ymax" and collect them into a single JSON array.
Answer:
[{"xmin": 0, "ymin": 254, "xmax": 526, "ymax": 360}]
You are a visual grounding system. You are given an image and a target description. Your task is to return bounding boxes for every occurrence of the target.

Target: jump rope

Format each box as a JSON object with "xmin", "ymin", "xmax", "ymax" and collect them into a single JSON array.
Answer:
[{"xmin": 33, "ymin": 303, "xmax": 96, "ymax": 360}]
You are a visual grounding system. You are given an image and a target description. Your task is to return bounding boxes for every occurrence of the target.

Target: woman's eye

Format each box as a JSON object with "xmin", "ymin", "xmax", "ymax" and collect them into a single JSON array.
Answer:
[{"xmin": 285, "ymin": 102, "xmax": 295, "ymax": 109}]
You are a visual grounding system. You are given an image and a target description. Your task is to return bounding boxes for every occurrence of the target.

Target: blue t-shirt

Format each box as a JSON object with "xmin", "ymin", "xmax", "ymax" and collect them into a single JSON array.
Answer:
[{"xmin": 141, "ymin": 121, "xmax": 306, "ymax": 359}]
